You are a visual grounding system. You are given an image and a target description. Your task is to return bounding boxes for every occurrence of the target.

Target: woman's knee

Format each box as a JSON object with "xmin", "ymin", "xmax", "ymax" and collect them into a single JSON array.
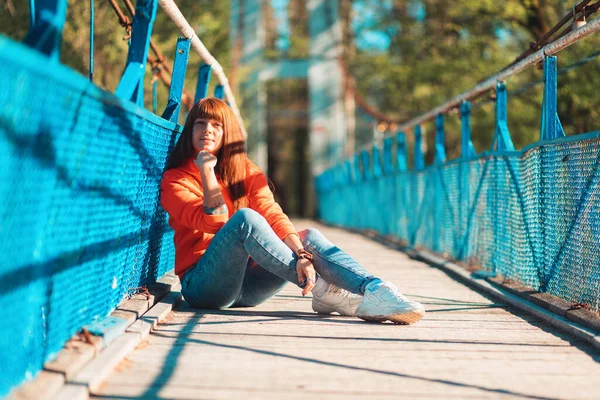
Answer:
[
  {"xmin": 230, "ymin": 208, "xmax": 266, "ymax": 226},
  {"xmin": 231, "ymin": 297, "xmax": 264, "ymax": 308},
  {"xmin": 183, "ymin": 290, "xmax": 237, "ymax": 310},
  {"xmin": 182, "ymin": 275, "xmax": 239, "ymax": 309},
  {"xmin": 298, "ymin": 227, "xmax": 323, "ymax": 243}
]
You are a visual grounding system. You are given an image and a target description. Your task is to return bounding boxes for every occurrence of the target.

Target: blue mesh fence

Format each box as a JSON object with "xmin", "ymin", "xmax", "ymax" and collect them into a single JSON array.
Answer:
[
  {"xmin": 316, "ymin": 133, "xmax": 600, "ymax": 314},
  {"xmin": 0, "ymin": 37, "xmax": 176, "ymax": 396}
]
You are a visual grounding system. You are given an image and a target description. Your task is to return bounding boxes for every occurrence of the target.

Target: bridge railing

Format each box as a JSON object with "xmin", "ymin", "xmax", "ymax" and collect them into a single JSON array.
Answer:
[
  {"xmin": 0, "ymin": 0, "xmax": 239, "ymax": 396},
  {"xmin": 316, "ymin": 17, "xmax": 600, "ymax": 314}
]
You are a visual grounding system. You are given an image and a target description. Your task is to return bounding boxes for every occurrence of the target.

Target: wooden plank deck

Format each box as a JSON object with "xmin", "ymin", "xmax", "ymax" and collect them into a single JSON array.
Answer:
[{"xmin": 93, "ymin": 221, "xmax": 600, "ymax": 399}]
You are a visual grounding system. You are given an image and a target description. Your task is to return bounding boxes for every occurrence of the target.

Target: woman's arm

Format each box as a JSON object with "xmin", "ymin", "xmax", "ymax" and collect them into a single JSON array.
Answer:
[
  {"xmin": 246, "ymin": 168, "xmax": 316, "ymax": 294},
  {"xmin": 284, "ymin": 233, "xmax": 316, "ymax": 296},
  {"xmin": 247, "ymin": 170, "xmax": 296, "ymax": 238},
  {"xmin": 160, "ymin": 173, "xmax": 228, "ymax": 233},
  {"xmin": 283, "ymin": 233, "xmax": 303, "ymax": 254},
  {"xmin": 196, "ymin": 151, "xmax": 227, "ymax": 215}
]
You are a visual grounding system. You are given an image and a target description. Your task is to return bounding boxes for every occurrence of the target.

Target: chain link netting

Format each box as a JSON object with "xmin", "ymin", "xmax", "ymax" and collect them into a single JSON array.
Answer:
[
  {"xmin": 317, "ymin": 135, "xmax": 600, "ymax": 315},
  {"xmin": 0, "ymin": 39, "xmax": 175, "ymax": 396}
]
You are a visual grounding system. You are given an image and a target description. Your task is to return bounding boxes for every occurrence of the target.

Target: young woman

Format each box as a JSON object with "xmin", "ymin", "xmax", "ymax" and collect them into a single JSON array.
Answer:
[{"xmin": 160, "ymin": 97, "xmax": 425, "ymax": 324}]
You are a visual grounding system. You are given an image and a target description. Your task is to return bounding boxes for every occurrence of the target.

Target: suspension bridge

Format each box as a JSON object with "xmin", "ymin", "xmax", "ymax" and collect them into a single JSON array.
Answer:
[{"xmin": 2, "ymin": 0, "xmax": 600, "ymax": 399}]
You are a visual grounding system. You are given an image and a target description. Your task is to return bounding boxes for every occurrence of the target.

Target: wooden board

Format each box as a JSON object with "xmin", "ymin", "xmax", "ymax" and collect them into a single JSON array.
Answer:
[{"xmin": 93, "ymin": 221, "xmax": 600, "ymax": 400}]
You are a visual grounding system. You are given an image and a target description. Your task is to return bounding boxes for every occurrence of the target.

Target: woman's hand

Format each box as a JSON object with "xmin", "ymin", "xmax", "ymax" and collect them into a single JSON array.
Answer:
[
  {"xmin": 296, "ymin": 258, "xmax": 317, "ymax": 296},
  {"xmin": 195, "ymin": 150, "xmax": 218, "ymax": 173}
]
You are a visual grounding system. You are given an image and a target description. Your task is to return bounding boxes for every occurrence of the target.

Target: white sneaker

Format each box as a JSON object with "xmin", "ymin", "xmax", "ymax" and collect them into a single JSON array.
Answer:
[
  {"xmin": 312, "ymin": 284, "xmax": 363, "ymax": 316},
  {"xmin": 355, "ymin": 282, "xmax": 425, "ymax": 324}
]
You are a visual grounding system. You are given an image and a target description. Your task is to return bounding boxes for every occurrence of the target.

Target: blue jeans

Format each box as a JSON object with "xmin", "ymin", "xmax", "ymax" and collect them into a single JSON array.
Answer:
[{"xmin": 181, "ymin": 208, "xmax": 380, "ymax": 309}]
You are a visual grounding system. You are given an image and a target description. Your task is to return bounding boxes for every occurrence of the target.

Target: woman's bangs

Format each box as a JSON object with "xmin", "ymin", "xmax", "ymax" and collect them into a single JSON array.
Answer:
[{"xmin": 196, "ymin": 99, "xmax": 226, "ymax": 123}]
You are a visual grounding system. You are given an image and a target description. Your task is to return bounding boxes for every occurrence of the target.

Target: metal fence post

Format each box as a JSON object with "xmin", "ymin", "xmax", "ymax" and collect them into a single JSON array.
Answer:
[
  {"xmin": 162, "ymin": 37, "xmax": 191, "ymax": 123},
  {"xmin": 382, "ymin": 137, "xmax": 395, "ymax": 234},
  {"xmin": 396, "ymin": 131, "xmax": 408, "ymax": 172},
  {"xmin": 383, "ymin": 137, "xmax": 394, "ymax": 175},
  {"xmin": 461, "ymin": 101, "xmax": 476, "ymax": 159},
  {"xmin": 372, "ymin": 145, "xmax": 384, "ymax": 231},
  {"xmin": 24, "ymin": 0, "xmax": 68, "ymax": 62},
  {"xmin": 353, "ymin": 153, "xmax": 362, "ymax": 184},
  {"xmin": 433, "ymin": 115, "xmax": 446, "ymax": 251},
  {"xmin": 361, "ymin": 149, "xmax": 372, "ymax": 180},
  {"xmin": 115, "ymin": 0, "xmax": 158, "ymax": 106},
  {"xmin": 414, "ymin": 125, "xmax": 425, "ymax": 171},
  {"xmin": 372, "ymin": 145, "xmax": 382, "ymax": 178},
  {"xmin": 89, "ymin": 0, "xmax": 95, "ymax": 81},
  {"xmin": 361, "ymin": 149, "xmax": 372, "ymax": 229},
  {"xmin": 434, "ymin": 114, "xmax": 447, "ymax": 165},
  {"xmin": 353, "ymin": 153, "xmax": 362, "ymax": 227},
  {"xmin": 214, "ymin": 84, "xmax": 225, "ymax": 99},
  {"xmin": 195, "ymin": 64, "xmax": 212, "ymax": 102},
  {"xmin": 29, "ymin": 0, "xmax": 36, "ymax": 27},
  {"xmin": 458, "ymin": 101, "xmax": 475, "ymax": 258},
  {"xmin": 491, "ymin": 82, "xmax": 515, "ymax": 151},
  {"xmin": 541, "ymin": 56, "xmax": 566, "ymax": 141},
  {"xmin": 343, "ymin": 159, "xmax": 353, "ymax": 225},
  {"xmin": 395, "ymin": 131, "xmax": 408, "ymax": 238}
]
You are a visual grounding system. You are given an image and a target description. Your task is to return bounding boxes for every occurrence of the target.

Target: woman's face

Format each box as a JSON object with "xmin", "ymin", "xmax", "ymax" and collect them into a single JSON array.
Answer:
[{"xmin": 192, "ymin": 117, "xmax": 224, "ymax": 155}]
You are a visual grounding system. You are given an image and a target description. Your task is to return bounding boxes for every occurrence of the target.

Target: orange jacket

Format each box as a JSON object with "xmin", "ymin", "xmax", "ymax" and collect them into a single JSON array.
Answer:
[{"xmin": 160, "ymin": 159, "xmax": 298, "ymax": 278}]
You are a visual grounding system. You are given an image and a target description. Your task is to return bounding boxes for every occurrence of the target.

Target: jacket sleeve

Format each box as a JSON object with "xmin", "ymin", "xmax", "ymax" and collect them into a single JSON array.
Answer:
[
  {"xmin": 247, "ymin": 170, "xmax": 298, "ymax": 240},
  {"xmin": 160, "ymin": 171, "xmax": 229, "ymax": 233}
]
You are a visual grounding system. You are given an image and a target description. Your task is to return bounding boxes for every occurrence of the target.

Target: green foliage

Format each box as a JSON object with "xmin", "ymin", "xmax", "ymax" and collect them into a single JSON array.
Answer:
[
  {"xmin": 1, "ymin": 0, "xmax": 30, "ymax": 40},
  {"xmin": 153, "ymin": 0, "xmax": 231, "ymax": 120},
  {"xmin": 3, "ymin": 0, "xmax": 599, "ymax": 158},
  {"xmin": 263, "ymin": 0, "xmax": 309, "ymax": 59},
  {"xmin": 0, "ymin": 0, "xmax": 232, "ymax": 120},
  {"xmin": 350, "ymin": 0, "xmax": 600, "ymax": 159}
]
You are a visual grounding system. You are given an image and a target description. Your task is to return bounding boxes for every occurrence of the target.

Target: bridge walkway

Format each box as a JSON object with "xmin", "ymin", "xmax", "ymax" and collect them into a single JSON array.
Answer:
[{"xmin": 93, "ymin": 221, "xmax": 600, "ymax": 400}]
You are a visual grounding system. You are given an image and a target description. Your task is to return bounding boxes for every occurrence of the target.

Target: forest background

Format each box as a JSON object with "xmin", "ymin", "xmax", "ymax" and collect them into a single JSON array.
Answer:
[{"xmin": 2, "ymin": 0, "xmax": 599, "ymax": 215}]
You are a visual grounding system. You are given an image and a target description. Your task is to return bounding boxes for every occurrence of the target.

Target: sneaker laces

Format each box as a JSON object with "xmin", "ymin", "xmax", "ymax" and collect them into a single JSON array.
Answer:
[
  {"xmin": 327, "ymin": 284, "xmax": 360, "ymax": 299},
  {"xmin": 377, "ymin": 283, "xmax": 409, "ymax": 302}
]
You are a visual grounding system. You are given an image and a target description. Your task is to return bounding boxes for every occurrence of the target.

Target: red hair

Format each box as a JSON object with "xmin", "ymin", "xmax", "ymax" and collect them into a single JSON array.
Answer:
[{"xmin": 165, "ymin": 97, "xmax": 249, "ymax": 210}]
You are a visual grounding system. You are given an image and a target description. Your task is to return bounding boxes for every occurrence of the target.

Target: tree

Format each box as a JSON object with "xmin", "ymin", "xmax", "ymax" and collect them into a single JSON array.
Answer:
[
  {"xmin": 346, "ymin": 0, "xmax": 600, "ymax": 162},
  {"xmin": 0, "ymin": 0, "xmax": 232, "ymax": 120}
]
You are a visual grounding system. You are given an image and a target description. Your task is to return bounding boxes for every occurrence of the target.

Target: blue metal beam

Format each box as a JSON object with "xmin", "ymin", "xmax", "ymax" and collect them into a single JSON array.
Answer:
[
  {"xmin": 29, "ymin": 0, "xmax": 35, "ymax": 27},
  {"xmin": 434, "ymin": 114, "xmax": 447, "ymax": 165},
  {"xmin": 460, "ymin": 101, "xmax": 476, "ymax": 159},
  {"xmin": 162, "ymin": 37, "xmax": 191, "ymax": 123},
  {"xmin": 414, "ymin": 125, "xmax": 425, "ymax": 171},
  {"xmin": 372, "ymin": 145, "xmax": 382, "ymax": 178},
  {"xmin": 116, "ymin": 62, "xmax": 145, "ymax": 100},
  {"xmin": 541, "ymin": 56, "xmax": 566, "ymax": 141},
  {"xmin": 361, "ymin": 150, "xmax": 372, "ymax": 180},
  {"xmin": 152, "ymin": 79, "xmax": 158, "ymax": 114},
  {"xmin": 396, "ymin": 131, "xmax": 408, "ymax": 172},
  {"xmin": 214, "ymin": 85, "xmax": 225, "ymax": 100},
  {"xmin": 24, "ymin": 0, "xmax": 68, "ymax": 61},
  {"xmin": 352, "ymin": 154, "xmax": 361, "ymax": 182},
  {"xmin": 491, "ymin": 82, "xmax": 515, "ymax": 151},
  {"xmin": 433, "ymin": 115, "xmax": 445, "ymax": 251},
  {"xmin": 89, "ymin": 0, "xmax": 94, "ymax": 82},
  {"xmin": 331, "ymin": 166, "xmax": 339, "ymax": 188},
  {"xmin": 382, "ymin": 137, "xmax": 394, "ymax": 174},
  {"xmin": 339, "ymin": 163, "xmax": 349, "ymax": 186},
  {"xmin": 195, "ymin": 64, "xmax": 212, "ymax": 102},
  {"xmin": 344, "ymin": 159, "xmax": 353, "ymax": 184},
  {"xmin": 116, "ymin": 0, "xmax": 158, "ymax": 107}
]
